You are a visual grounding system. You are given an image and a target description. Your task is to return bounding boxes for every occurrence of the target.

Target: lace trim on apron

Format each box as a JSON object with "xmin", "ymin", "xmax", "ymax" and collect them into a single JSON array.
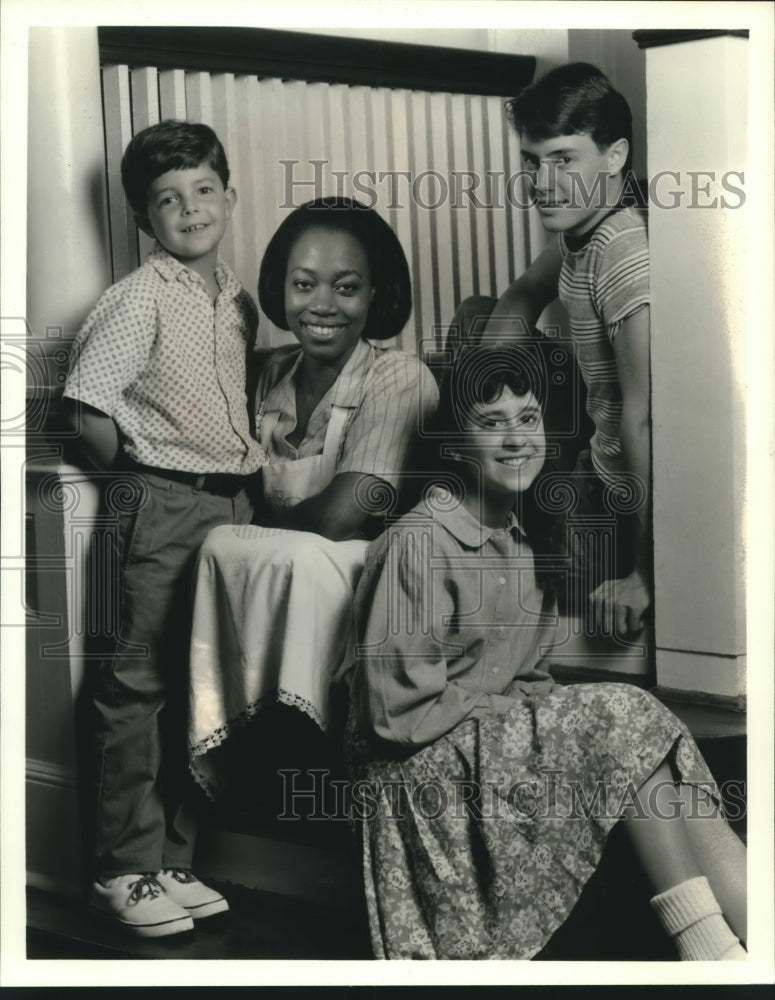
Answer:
[{"xmin": 188, "ymin": 688, "xmax": 328, "ymax": 798}]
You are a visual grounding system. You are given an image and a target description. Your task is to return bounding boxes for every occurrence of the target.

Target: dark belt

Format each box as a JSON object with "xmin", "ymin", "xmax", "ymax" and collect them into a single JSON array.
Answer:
[{"xmin": 121, "ymin": 459, "xmax": 256, "ymax": 497}]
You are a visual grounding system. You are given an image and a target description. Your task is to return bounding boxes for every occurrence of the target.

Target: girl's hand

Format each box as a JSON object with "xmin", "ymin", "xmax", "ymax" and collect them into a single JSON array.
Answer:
[{"xmin": 589, "ymin": 569, "xmax": 651, "ymax": 636}]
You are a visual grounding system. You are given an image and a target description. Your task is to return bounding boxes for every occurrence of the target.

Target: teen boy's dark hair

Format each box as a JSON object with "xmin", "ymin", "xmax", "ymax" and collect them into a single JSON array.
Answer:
[
  {"xmin": 505, "ymin": 62, "xmax": 633, "ymax": 172},
  {"xmin": 258, "ymin": 196, "xmax": 412, "ymax": 342},
  {"xmin": 120, "ymin": 120, "xmax": 231, "ymax": 216}
]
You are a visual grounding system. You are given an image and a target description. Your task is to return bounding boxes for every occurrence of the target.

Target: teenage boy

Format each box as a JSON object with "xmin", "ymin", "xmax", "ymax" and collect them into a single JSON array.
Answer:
[
  {"xmin": 455, "ymin": 62, "xmax": 650, "ymax": 637},
  {"xmin": 62, "ymin": 120, "xmax": 266, "ymax": 937}
]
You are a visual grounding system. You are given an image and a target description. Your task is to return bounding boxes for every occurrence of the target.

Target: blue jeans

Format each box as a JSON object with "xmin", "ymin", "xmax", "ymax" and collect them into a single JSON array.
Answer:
[{"xmin": 91, "ymin": 470, "xmax": 252, "ymax": 878}]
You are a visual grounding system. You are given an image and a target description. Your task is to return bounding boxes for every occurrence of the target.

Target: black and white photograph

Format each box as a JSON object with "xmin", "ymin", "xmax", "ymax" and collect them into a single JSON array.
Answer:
[{"xmin": 1, "ymin": 0, "xmax": 773, "ymax": 989}]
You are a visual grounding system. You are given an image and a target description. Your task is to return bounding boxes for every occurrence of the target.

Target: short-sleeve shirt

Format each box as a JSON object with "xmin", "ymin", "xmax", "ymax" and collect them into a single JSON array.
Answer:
[
  {"xmin": 558, "ymin": 206, "xmax": 649, "ymax": 488},
  {"xmin": 346, "ymin": 491, "xmax": 556, "ymax": 748},
  {"xmin": 255, "ymin": 336, "xmax": 439, "ymax": 487},
  {"xmin": 63, "ymin": 245, "xmax": 267, "ymax": 475}
]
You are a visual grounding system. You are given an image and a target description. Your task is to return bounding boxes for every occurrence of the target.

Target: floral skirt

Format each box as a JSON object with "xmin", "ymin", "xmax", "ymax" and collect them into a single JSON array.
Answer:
[{"xmin": 344, "ymin": 683, "xmax": 718, "ymax": 960}]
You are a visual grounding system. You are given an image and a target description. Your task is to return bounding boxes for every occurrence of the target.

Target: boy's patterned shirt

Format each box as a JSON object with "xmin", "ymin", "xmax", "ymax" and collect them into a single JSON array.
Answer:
[
  {"xmin": 64, "ymin": 245, "xmax": 267, "ymax": 475},
  {"xmin": 558, "ymin": 206, "xmax": 649, "ymax": 489}
]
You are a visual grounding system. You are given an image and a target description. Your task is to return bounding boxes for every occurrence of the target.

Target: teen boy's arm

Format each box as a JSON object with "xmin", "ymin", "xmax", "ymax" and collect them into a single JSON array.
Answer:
[
  {"xmin": 481, "ymin": 238, "xmax": 563, "ymax": 341},
  {"xmin": 591, "ymin": 305, "xmax": 652, "ymax": 635}
]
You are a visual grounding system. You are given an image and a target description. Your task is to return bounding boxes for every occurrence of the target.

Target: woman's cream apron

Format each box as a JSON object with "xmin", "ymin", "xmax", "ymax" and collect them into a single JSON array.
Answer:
[{"xmin": 188, "ymin": 397, "xmax": 369, "ymax": 797}]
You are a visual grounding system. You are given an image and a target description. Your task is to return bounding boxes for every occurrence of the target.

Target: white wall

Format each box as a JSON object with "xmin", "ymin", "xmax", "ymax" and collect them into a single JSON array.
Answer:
[
  {"xmin": 292, "ymin": 26, "xmax": 493, "ymax": 50},
  {"xmin": 292, "ymin": 25, "xmax": 571, "ymax": 74},
  {"xmin": 645, "ymin": 35, "xmax": 747, "ymax": 702},
  {"xmin": 27, "ymin": 28, "xmax": 111, "ymax": 341},
  {"xmin": 492, "ymin": 28, "xmax": 569, "ymax": 75},
  {"xmin": 568, "ymin": 29, "xmax": 647, "ymax": 180},
  {"xmin": 25, "ymin": 27, "xmax": 109, "ymax": 894}
]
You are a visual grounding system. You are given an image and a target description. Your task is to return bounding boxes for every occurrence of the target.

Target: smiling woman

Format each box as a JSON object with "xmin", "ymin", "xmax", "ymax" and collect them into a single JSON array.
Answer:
[
  {"xmin": 457, "ymin": 385, "xmax": 547, "ymax": 526},
  {"xmin": 284, "ymin": 228, "xmax": 373, "ymax": 375},
  {"xmin": 187, "ymin": 197, "xmax": 439, "ymax": 797}
]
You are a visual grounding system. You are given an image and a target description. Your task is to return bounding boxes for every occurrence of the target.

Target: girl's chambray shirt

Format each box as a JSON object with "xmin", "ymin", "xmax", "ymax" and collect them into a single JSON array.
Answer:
[{"xmin": 347, "ymin": 492, "xmax": 556, "ymax": 748}]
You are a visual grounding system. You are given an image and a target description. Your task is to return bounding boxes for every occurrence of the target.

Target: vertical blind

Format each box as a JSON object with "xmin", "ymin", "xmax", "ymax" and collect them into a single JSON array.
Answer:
[{"xmin": 101, "ymin": 64, "xmax": 546, "ymax": 354}]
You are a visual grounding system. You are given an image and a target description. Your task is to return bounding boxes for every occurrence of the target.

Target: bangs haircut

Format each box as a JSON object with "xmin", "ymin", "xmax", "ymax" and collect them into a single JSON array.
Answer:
[
  {"xmin": 505, "ymin": 62, "xmax": 633, "ymax": 172},
  {"xmin": 258, "ymin": 197, "xmax": 412, "ymax": 342},
  {"xmin": 440, "ymin": 344, "xmax": 545, "ymax": 437},
  {"xmin": 423, "ymin": 344, "xmax": 568, "ymax": 596},
  {"xmin": 121, "ymin": 120, "xmax": 230, "ymax": 216}
]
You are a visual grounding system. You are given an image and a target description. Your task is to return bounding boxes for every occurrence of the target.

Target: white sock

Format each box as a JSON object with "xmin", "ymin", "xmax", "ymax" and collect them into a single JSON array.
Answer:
[{"xmin": 650, "ymin": 876, "xmax": 746, "ymax": 961}]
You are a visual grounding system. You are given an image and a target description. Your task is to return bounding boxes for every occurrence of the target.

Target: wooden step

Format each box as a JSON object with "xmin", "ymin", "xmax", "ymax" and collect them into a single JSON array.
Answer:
[
  {"xmin": 193, "ymin": 830, "xmax": 364, "ymax": 908},
  {"xmin": 26, "ymin": 878, "xmax": 371, "ymax": 961}
]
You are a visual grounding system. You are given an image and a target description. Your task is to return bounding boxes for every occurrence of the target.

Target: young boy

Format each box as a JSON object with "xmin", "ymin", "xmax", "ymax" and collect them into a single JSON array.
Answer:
[
  {"xmin": 456, "ymin": 62, "xmax": 650, "ymax": 638},
  {"xmin": 62, "ymin": 120, "xmax": 267, "ymax": 937}
]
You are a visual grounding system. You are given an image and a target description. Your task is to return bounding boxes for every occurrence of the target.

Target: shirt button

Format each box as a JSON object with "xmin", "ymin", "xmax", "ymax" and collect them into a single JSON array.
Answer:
[
  {"xmin": 498, "ymin": 577, "xmax": 506, "ymax": 585},
  {"xmin": 492, "ymin": 667, "xmax": 500, "ymax": 674},
  {"xmin": 497, "ymin": 625, "xmax": 505, "ymax": 633}
]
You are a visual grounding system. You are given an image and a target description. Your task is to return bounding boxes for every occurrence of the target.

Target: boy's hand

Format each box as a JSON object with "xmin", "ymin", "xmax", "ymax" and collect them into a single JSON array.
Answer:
[
  {"xmin": 589, "ymin": 569, "xmax": 651, "ymax": 636},
  {"xmin": 60, "ymin": 398, "xmax": 121, "ymax": 472}
]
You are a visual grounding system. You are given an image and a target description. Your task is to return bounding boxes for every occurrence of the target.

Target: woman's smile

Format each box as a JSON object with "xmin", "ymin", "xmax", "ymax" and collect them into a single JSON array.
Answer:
[
  {"xmin": 301, "ymin": 321, "xmax": 349, "ymax": 340},
  {"xmin": 496, "ymin": 454, "xmax": 532, "ymax": 468},
  {"xmin": 284, "ymin": 226, "xmax": 374, "ymax": 372},
  {"xmin": 460, "ymin": 387, "xmax": 547, "ymax": 506}
]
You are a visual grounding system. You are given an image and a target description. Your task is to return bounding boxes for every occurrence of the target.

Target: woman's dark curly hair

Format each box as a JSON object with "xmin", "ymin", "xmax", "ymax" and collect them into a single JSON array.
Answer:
[
  {"xmin": 427, "ymin": 344, "xmax": 570, "ymax": 598},
  {"xmin": 258, "ymin": 196, "xmax": 412, "ymax": 341}
]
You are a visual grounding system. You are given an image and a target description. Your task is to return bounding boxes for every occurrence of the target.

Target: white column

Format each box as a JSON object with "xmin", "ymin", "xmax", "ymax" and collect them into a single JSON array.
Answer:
[
  {"xmin": 646, "ymin": 36, "xmax": 747, "ymax": 704},
  {"xmin": 26, "ymin": 27, "xmax": 109, "ymax": 895},
  {"xmin": 27, "ymin": 27, "xmax": 111, "ymax": 340}
]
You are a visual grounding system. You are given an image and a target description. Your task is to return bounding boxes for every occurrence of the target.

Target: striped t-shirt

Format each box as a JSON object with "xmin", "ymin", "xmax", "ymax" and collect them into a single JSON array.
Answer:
[{"xmin": 558, "ymin": 206, "xmax": 649, "ymax": 488}]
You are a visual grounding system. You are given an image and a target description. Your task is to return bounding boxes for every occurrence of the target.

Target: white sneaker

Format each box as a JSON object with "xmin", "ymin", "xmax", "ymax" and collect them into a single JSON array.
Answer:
[
  {"xmin": 91, "ymin": 873, "xmax": 195, "ymax": 938},
  {"xmin": 157, "ymin": 869, "xmax": 229, "ymax": 919}
]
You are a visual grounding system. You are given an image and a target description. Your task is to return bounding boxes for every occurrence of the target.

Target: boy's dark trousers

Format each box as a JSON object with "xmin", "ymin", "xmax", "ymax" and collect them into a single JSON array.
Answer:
[{"xmin": 90, "ymin": 468, "xmax": 253, "ymax": 879}]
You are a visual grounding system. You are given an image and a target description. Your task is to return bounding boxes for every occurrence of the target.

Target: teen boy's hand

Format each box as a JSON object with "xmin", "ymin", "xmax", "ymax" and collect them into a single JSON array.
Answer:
[{"xmin": 589, "ymin": 568, "xmax": 650, "ymax": 636}]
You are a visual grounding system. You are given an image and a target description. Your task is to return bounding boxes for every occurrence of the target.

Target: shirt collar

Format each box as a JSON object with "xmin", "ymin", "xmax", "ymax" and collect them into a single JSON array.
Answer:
[
  {"xmin": 269, "ymin": 348, "xmax": 304, "ymax": 415},
  {"xmin": 147, "ymin": 243, "xmax": 240, "ymax": 296},
  {"xmin": 563, "ymin": 209, "xmax": 620, "ymax": 253},
  {"xmin": 562, "ymin": 195, "xmax": 646, "ymax": 253},
  {"xmin": 272, "ymin": 336, "xmax": 375, "ymax": 411},
  {"xmin": 330, "ymin": 338, "xmax": 375, "ymax": 407},
  {"xmin": 424, "ymin": 488, "xmax": 526, "ymax": 548}
]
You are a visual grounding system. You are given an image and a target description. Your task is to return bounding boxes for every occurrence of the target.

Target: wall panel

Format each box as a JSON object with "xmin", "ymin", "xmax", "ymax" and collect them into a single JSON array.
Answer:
[{"xmin": 100, "ymin": 62, "xmax": 532, "ymax": 356}]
